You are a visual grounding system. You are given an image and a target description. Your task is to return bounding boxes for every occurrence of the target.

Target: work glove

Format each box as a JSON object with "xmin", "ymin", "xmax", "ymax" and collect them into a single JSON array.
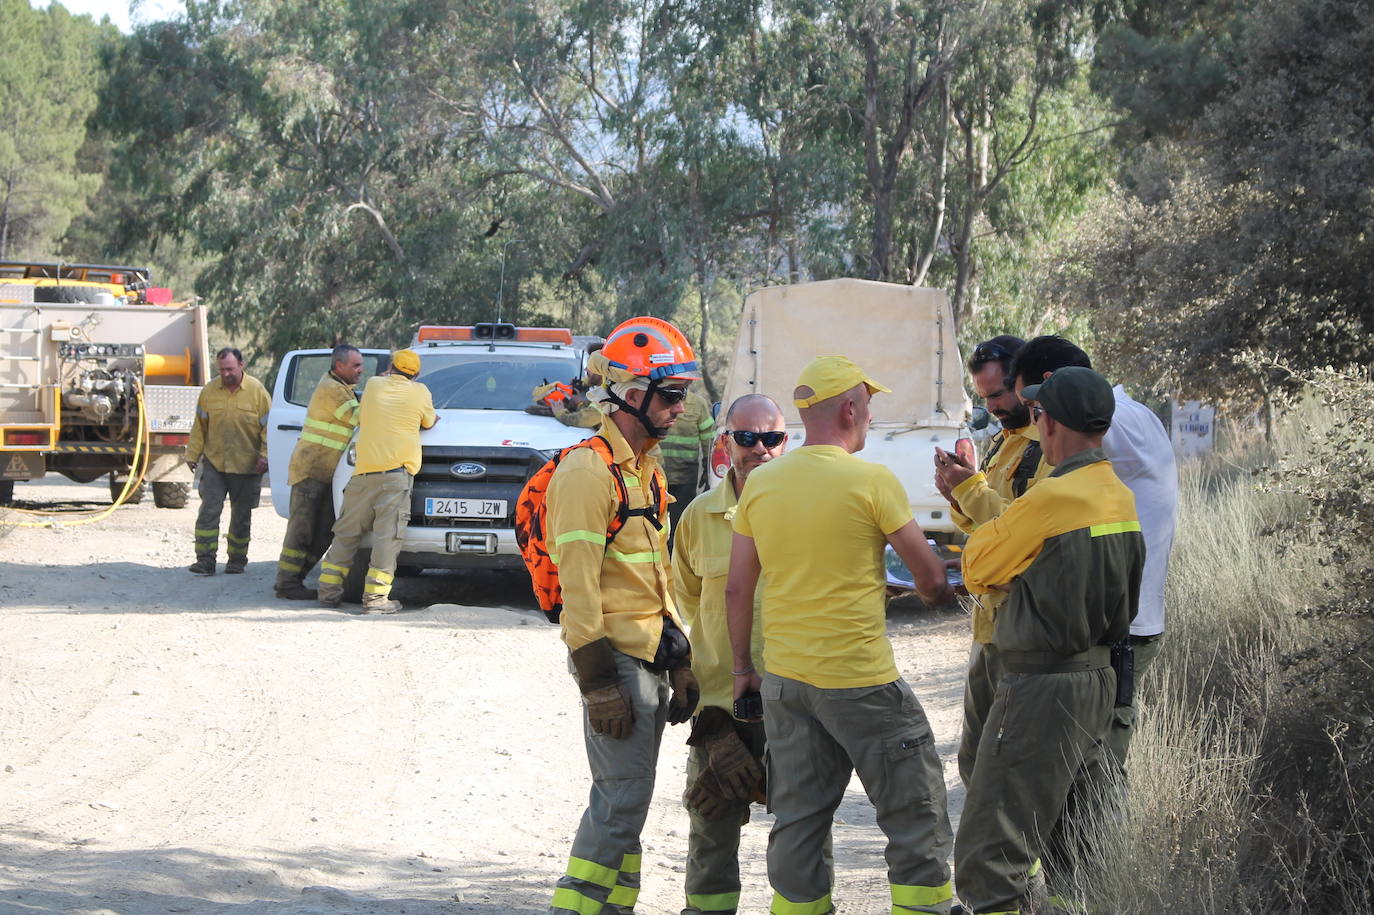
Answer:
[
  {"xmin": 685, "ymin": 768, "xmax": 733, "ymax": 821},
  {"xmin": 688, "ymin": 706, "xmax": 764, "ymax": 801},
  {"xmin": 571, "ymin": 638, "xmax": 634, "ymax": 739},
  {"xmin": 668, "ymin": 665, "xmax": 700, "ymax": 725}
]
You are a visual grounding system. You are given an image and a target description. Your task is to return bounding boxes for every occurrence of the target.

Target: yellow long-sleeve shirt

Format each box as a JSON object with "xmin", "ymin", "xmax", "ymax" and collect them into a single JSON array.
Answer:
[
  {"xmin": 672, "ymin": 468, "xmax": 765, "ymax": 712},
  {"xmin": 963, "ymin": 449, "xmax": 1142, "ymax": 655},
  {"xmin": 547, "ymin": 417, "xmax": 682, "ymax": 660},
  {"xmin": 186, "ymin": 375, "xmax": 270, "ymax": 475},
  {"xmin": 951, "ymin": 423, "xmax": 1052, "ymax": 643},
  {"xmin": 287, "ymin": 371, "xmax": 360, "ymax": 486}
]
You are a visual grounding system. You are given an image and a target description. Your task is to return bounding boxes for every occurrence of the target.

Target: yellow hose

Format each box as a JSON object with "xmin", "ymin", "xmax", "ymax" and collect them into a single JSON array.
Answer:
[{"xmin": 0, "ymin": 382, "xmax": 153, "ymax": 527}]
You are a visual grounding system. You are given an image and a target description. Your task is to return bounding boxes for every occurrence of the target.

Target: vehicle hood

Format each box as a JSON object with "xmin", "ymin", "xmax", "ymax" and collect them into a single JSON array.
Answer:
[{"xmin": 421, "ymin": 409, "xmax": 592, "ymax": 451}]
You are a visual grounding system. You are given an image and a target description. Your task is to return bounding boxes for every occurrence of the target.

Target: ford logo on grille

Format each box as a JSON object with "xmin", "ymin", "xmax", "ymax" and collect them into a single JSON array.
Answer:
[{"xmin": 450, "ymin": 461, "xmax": 487, "ymax": 479}]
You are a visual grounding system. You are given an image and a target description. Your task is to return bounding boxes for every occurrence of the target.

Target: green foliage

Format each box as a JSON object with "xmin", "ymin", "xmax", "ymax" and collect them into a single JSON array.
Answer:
[
  {"xmin": 0, "ymin": 0, "xmax": 106, "ymax": 258},
  {"xmin": 1057, "ymin": 0, "xmax": 1374, "ymax": 409}
]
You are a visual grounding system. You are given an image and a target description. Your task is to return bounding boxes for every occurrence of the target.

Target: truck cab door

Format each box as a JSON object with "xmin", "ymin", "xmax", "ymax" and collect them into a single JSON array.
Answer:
[{"xmin": 267, "ymin": 348, "xmax": 388, "ymax": 517}]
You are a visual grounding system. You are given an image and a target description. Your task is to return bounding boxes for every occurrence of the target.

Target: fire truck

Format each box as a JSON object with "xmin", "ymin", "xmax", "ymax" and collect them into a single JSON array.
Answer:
[{"xmin": 0, "ymin": 261, "xmax": 210, "ymax": 507}]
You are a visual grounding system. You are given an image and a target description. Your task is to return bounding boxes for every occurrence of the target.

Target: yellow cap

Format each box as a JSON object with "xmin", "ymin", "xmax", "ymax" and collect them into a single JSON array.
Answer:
[
  {"xmin": 391, "ymin": 349, "xmax": 421, "ymax": 377},
  {"xmin": 793, "ymin": 355, "xmax": 890, "ymax": 408}
]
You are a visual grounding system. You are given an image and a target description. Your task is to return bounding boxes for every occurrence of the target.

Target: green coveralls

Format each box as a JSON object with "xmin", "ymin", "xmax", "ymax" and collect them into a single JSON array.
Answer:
[{"xmin": 955, "ymin": 449, "xmax": 1145, "ymax": 915}]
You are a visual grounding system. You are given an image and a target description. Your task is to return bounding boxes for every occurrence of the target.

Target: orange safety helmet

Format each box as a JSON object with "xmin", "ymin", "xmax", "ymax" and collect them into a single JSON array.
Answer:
[{"xmin": 590, "ymin": 316, "xmax": 701, "ymax": 384}]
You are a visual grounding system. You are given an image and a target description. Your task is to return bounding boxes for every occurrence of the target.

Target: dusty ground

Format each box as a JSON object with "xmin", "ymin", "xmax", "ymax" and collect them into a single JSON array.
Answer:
[{"xmin": 0, "ymin": 478, "xmax": 970, "ymax": 915}]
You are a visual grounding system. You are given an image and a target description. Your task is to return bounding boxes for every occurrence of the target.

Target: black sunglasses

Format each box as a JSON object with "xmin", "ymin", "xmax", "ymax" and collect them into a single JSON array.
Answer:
[
  {"xmin": 652, "ymin": 387, "xmax": 689, "ymax": 404},
  {"xmin": 972, "ymin": 341, "xmax": 1014, "ymax": 363},
  {"xmin": 724, "ymin": 430, "xmax": 786, "ymax": 448}
]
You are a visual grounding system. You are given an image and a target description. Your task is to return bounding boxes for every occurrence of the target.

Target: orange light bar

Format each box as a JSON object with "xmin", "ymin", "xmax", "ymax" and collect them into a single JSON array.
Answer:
[
  {"xmin": 416, "ymin": 326, "xmax": 474, "ymax": 342},
  {"xmin": 516, "ymin": 327, "xmax": 574, "ymax": 344}
]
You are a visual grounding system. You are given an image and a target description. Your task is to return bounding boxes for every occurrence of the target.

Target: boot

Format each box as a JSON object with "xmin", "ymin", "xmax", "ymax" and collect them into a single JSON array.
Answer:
[
  {"xmin": 361, "ymin": 595, "xmax": 403, "ymax": 614},
  {"xmin": 275, "ymin": 584, "xmax": 317, "ymax": 600},
  {"xmin": 188, "ymin": 557, "xmax": 216, "ymax": 575},
  {"xmin": 225, "ymin": 559, "xmax": 247, "ymax": 574}
]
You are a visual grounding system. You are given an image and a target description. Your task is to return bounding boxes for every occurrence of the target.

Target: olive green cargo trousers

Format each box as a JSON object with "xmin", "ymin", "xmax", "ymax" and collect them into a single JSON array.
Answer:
[
  {"xmin": 954, "ymin": 659, "xmax": 1114, "ymax": 915},
  {"xmin": 761, "ymin": 672, "xmax": 954, "ymax": 915}
]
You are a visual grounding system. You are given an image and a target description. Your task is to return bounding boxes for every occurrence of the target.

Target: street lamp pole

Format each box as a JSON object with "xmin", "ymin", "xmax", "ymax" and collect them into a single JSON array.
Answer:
[{"xmin": 497, "ymin": 238, "xmax": 524, "ymax": 324}]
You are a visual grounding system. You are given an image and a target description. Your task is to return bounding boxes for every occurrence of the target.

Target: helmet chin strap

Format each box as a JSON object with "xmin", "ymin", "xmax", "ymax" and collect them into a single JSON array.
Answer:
[{"xmin": 604, "ymin": 377, "xmax": 670, "ymax": 439}]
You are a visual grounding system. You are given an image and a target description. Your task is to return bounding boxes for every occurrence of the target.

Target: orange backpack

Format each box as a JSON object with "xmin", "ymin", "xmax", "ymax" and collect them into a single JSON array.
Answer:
[{"xmin": 515, "ymin": 435, "xmax": 669, "ymax": 623}]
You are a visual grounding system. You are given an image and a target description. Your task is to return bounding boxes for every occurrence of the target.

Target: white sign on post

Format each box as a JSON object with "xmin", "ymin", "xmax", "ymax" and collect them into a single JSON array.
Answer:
[{"xmin": 1170, "ymin": 399, "xmax": 1215, "ymax": 458}]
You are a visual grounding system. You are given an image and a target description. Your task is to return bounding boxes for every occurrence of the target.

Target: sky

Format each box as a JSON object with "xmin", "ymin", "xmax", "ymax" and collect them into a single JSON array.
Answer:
[{"xmin": 32, "ymin": 0, "xmax": 186, "ymax": 33}]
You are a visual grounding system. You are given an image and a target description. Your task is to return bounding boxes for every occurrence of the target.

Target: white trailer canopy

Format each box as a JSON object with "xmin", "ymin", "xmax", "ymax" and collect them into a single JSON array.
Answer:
[{"xmin": 721, "ymin": 278, "xmax": 970, "ymax": 426}]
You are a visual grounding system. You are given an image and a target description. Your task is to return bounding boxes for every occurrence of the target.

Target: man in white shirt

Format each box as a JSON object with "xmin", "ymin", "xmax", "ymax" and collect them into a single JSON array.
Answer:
[{"xmin": 1009, "ymin": 335, "xmax": 1178, "ymax": 774}]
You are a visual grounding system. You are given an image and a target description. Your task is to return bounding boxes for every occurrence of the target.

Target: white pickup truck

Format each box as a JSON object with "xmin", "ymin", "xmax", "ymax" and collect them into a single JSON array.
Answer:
[
  {"xmin": 266, "ymin": 324, "xmax": 590, "ymax": 599},
  {"xmin": 720, "ymin": 278, "xmax": 973, "ymax": 541}
]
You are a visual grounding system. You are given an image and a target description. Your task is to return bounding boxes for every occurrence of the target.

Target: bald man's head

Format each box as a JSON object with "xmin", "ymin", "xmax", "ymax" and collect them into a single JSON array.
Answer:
[
  {"xmin": 724, "ymin": 393, "xmax": 783, "ymax": 426},
  {"xmin": 721, "ymin": 394, "xmax": 787, "ymax": 487},
  {"xmin": 795, "ymin": 382, "xmax": 872, "ymax": 453}
]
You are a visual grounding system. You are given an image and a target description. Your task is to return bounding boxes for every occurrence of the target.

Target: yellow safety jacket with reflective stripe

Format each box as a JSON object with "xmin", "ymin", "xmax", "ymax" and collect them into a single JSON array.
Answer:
[
  {"xmin": 546, "ymin": 416, "xmax": 683, "ymax": 660},
  {"xmin": 672, "ymin": 467, "xmax": 765, "ymax": 711},
  {"xmin": 963, "ymin": 448, "xmax": 1144, "ymax": 655},
  {"xmin": 951, "ymin": 423, "xmax": 1052, "ymax": 643},
  {"xmin": 185, "ymin": 375, "xmax": 270, "ymax": 475},
  {"xmin": 287, "ymin": 372, "xmax": 360, "ymax": 486},
  {"xmin": 658, "ymin": 391, "xmax": 715, "ymax": 486}
]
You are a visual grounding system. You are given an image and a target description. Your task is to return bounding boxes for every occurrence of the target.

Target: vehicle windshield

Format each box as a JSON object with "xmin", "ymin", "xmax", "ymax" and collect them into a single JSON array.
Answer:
[{"xmin": 417, "ymin": 351, "xmax": 580, "ymax": 411}]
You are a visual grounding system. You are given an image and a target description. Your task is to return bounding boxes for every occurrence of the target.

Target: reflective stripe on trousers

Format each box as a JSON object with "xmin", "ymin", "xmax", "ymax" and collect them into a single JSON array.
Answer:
[{"xmin": 549, "ymin": 649, "xmax": 668, "ymax": 914}]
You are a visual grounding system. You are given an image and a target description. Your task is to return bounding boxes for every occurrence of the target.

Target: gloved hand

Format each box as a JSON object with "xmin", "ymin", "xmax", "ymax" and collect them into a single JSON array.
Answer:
[
  {"xmin": 704, "ymin": 729, "xmax": 764, "ymax": 800},
  {"xmin": 687, "ymin": 706, "xmax": 763, "ymax": 800},
  {"xmin": 668, "ymin": 665, "xmax": 699, "ymax": 725},
  {"xmin": 571, "ymin": 638, "xmax": 634, "ymax": 739},
  {"xmin": 685, "ymin": 767, "xmax": 732, "ymax": 820},
  {"xmin": 583, "ymin": 683, "xmax": 634, "ymax": 739}
]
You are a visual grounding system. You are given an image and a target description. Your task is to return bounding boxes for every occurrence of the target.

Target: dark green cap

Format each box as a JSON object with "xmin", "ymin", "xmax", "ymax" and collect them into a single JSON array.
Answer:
[{"xmin": 1021, "ymin": 366, "xmax": 1114, "ymax": 434}]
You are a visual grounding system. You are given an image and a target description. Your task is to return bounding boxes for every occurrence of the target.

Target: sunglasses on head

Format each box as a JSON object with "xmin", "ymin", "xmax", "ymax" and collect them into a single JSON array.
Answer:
[
  {"xmin": 724, "ymin": 430, "xmax": 786, "ymax": 448},
  {"xmin": 652, "ymin": 386, "xmax": 689, "ymax": 404},
  {"xmin": 972, "ymin": 341, "xmax": 1014, "ymax": 364}
]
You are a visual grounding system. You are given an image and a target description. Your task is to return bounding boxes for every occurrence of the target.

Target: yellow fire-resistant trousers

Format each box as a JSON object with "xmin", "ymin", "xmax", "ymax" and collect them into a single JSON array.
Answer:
[{"xmin": 317, "ymin": 469, "xmax": 411, "ymax": 604}]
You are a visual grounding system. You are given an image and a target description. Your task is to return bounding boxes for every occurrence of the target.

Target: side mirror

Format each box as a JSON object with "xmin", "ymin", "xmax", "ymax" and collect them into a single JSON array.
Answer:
[{"xmin": 969, "ymin": 405, "xmax": 991, "ymax": 431}]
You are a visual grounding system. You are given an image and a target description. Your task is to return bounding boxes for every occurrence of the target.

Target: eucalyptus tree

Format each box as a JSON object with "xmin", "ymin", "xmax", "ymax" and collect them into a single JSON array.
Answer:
[{"xmin": 0, "ymin": 0, "xmax": 107, "ymax": 258}]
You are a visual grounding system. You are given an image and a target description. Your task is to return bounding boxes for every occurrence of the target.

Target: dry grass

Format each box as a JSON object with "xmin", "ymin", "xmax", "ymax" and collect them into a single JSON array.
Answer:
[{"xmin": 1059, "ymin": 401, "xmax": 1374, "ymax": 914}]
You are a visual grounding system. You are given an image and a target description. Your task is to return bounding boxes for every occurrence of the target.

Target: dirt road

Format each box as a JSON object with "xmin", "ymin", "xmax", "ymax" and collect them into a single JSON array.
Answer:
[{"xmin": 0, "ymin": 479, "xmax": 970, "ymax": 914}]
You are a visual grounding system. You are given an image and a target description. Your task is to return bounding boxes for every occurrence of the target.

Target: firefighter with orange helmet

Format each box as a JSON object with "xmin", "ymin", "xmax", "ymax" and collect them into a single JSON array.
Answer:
[{"xmin": 546, "ymin": 317, "xmax": 702, "ymax": 915}]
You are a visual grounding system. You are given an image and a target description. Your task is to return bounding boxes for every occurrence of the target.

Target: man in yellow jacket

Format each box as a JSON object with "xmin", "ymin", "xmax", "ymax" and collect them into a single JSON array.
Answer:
[
  {"xmin": 547, "ymin": 317, "xmax": 701, "ymax": 915},
  {"xmin": 185, "ymin": 347, "xmax": 271, "ymax": 575},
  {"xmin": 955, "ymin": 366, "xmax": 1144, "ymax": 915},
  {"xmin": 273, "ymin": 344, "xmax": 364, "ymax": 600},
  {"xmin": 316, "ymin": 349, "xmax": 436, "ymax": 613},
  {"xmin": 933, "ymin": 335, "xmax": 1052, "ymax": 787},
  {"xmin": 672, "ymin": 394, "xmax": 785, "ymax": 915}
]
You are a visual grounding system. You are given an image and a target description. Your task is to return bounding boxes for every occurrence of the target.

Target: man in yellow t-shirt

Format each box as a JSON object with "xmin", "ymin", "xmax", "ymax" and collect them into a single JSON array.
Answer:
[
  {"xmin": 672, "ymin": 394, "xmax": 785, "ymax": 914},
  {"xmin": 725, "ymin": 355, "xmax": 956, "ymax": 915},
  {"xmin": 317, "ymin": 349, "xmax": 437, "ymax": 613}
]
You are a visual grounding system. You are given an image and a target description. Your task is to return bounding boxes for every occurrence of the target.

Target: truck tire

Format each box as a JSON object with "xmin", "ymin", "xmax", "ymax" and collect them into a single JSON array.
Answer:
[
  {"xmin": 111, "ymin": 476, "xmax": 146, "ymax": 504},
  {"xmin": 395, "ymin": 564, "xmax": 423, "ymax": 577},
  {"xmin": 0, "ymin": 480, "xmax": 13, "ymax": 504},
  {"xmin": 152, "ymin": 481, "xmax": 190, "ymax": 509},
  {"xmin": 341, "ymin": 548, "xmax": 371, "ymax": 604}
]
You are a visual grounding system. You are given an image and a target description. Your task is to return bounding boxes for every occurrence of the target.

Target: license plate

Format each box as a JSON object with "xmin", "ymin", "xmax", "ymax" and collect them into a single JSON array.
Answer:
[{"xmin": 424, "ymin": 497, "xmax": 507, "ymax": 519}]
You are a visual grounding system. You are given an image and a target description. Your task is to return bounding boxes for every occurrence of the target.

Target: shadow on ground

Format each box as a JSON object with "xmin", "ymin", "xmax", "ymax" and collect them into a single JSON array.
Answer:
[{"xmin": 0, "ymin": 833, "xmax": 547, "ymax": 914}]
